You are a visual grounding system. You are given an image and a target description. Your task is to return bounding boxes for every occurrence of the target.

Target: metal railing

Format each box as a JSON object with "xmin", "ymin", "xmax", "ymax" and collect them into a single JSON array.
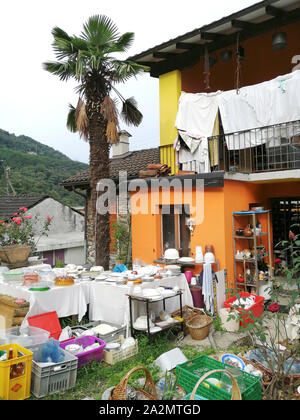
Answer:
[{"xmin": 208, "ymin": 120, "xmax": 300, "ymax": 173}]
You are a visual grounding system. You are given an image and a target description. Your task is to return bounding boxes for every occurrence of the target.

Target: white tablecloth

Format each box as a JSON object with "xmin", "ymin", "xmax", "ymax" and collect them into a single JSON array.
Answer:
[
  {"xmin": 0, "ymin": 273, "xmax": 192, "ymax": 331},
  {"xmin": 0, "ymin": 281, "xmax": 88, "ymax": 327},
  {"xmin": 87, "ymin": 274, "xmax": 193, "ymax": 327}
]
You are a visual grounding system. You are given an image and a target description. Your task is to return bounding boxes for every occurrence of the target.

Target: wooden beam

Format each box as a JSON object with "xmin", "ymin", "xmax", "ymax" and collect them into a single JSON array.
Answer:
[
  {"xmin": 201, "ymin": 32, "xmax": 224, "ymax": 41},
  {"xmin": 265, "ymin": 5, "xmax": 287, "ymax": 18},
  {"xmin": 176, "ymin": 42, "xmax": 201, "ymax": 50},
  {"xmin": 231, "ymin": 19, "xmax": 256, "ymax": 30},
  {"xmin": 153, "ymin": 51, "xmax": 178, "ymax": 59}
]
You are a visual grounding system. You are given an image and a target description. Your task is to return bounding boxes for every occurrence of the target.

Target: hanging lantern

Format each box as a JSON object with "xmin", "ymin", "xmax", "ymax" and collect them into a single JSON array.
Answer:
[
  {"xmin": 272, "ymin": 32, "xmax": 287, "ymax": 50},
  {"xmin": 221, "ymin": 49, "xmax": 232, "ymax": 62}
]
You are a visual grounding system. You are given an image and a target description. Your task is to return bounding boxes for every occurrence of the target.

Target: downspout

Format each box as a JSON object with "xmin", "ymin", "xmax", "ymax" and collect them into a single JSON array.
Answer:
[{"xmin": 72, "ymin": 187, "xmax": 88, "ymax": 264}]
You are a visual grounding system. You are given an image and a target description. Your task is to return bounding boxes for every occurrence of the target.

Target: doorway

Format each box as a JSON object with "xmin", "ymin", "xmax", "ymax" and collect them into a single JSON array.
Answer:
[{"xmin": 271, "ymin": 197, "xmax": 300, "ymax": 267}]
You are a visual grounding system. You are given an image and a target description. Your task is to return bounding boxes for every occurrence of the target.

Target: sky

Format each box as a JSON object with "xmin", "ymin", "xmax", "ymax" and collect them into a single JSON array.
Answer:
[{"xmin": 0, "ymin": 0, "xmax": 258, "ymax": 164}]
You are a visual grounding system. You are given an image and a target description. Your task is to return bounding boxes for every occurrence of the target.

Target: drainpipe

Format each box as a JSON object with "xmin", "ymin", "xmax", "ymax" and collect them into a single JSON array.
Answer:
[{"xmin": 72, "ymin": 187, "xmax": 88, "ymax": 264}]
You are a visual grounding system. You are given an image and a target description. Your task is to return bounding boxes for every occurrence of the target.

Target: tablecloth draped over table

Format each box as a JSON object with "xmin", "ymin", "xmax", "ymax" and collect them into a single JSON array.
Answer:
[
  {"xmin": 0, "ymin": 282, "xmax": 88, "ymax": 326},
  {"xmin": 87, "ymin": 274, "xmax": 193, "ymax": 326},
  {"xmin": 0, "ymin": 273, "xmax": 192, "ymax": 330}
]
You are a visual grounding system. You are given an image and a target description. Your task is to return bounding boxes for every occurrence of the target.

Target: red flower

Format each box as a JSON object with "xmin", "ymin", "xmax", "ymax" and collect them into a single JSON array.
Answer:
[
  {"xmin": 268, "ymin": 303, "xmax": 280, "ymax": 313},
  {"xmin": 289, "ymin": 231, "xmax": 295, "ymax": 241},
  {"xmin": 0, "ymin": 220, "xmax": 4, "ymax": 224},
  {"xmin": 14, "ymin": 213, "xmax": 18, "ymax": 216},
  {"xmin": 46, "ymin": 216, "xmax": 51, "ymax": 223},
  {"xmin": 25, "ymin": 215, "xmax": 32, "ymax": 219},
  {"xmin": 12, "ymin": 217, "xmax": 22, "ymax": 225}
]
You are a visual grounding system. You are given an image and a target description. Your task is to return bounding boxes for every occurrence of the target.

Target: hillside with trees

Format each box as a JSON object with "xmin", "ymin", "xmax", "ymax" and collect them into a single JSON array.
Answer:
[{"xmin": 0, "ymin": 129, "xmax": 88, "ymax": 207}]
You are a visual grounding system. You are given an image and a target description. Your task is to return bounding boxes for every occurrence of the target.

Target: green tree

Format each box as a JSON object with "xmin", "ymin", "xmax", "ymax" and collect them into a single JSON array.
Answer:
[{"xmin": 44, "ymin": 15, "xmax": 147, "ymax": 269}]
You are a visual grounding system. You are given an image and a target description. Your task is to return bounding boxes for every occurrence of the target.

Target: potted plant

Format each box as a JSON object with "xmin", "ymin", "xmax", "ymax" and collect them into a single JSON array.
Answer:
[
  {"xmin": 112, "ymin": 219, "xmax": 130, "ymax": 266},
  {"xmin": 0, "ymin": 207, "xmax": 52, "ymax": 268}
]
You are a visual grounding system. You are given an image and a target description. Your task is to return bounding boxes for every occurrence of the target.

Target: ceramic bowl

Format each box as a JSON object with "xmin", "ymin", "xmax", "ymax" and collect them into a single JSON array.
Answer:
[{"xmin": 164, "ymin": 248, "xmax": 179, "ymax": 260}]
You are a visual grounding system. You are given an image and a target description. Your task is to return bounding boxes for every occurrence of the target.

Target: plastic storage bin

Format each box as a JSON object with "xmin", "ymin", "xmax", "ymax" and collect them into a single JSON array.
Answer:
[
  {"xmin": 0, "ymin": 343, "xmax": 33, "ymax": 400},
  {"xmin": 176, "ymin": 355, "xmax": 262, "ymax": 400},
  {"xmin": 224, "ymin": 292, "xmax": 265, "ymax": 328},
  {"xmin": 27, "ymin": 311, "xmax": 62, "ymax": 340},
  {"xmin": 31, "ymin": 348, "xmax": 78, "ymax": 398},
  {"xmin": 60, "ymin": 335, "xmax": 106, "ymax": 368},
  {"xmin": 0, "ymin": 326, "xmax": 50, "ymax": 360},
  {"xmin": 79, "ymin": 320, "xmax": 126, "ymax": 343}
]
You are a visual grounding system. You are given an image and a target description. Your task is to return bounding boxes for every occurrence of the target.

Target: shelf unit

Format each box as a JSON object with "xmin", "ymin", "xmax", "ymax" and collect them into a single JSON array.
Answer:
[
  {"xmin": 127, "ymin": 291, "xmax": 184, "ymax": 341},
  {"xmin": 232, "ymin": 210, "xmax": 273, "ymax": 293}
]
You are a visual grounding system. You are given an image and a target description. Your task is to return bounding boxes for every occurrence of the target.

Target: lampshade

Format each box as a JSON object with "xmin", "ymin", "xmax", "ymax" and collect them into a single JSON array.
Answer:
[{"xmin": 272, "ymin": 32, "xmax": 287, "ymax": 50}]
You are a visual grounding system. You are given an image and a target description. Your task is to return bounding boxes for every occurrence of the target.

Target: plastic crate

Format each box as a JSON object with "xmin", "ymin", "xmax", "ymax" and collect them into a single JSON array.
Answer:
[
  {"xmin": 80, "ymin": 320, "xmax": 126, "ymax": 343},
  {"xmin": 0, "ymin": 343, "xmax": 33, "ymax": 400},
  {"xmin": 27, "ymin": 311, "xmax": 62, "ymax": 340},
  {"xmin": 31, "ymin": 348, "xmax": 78, "ymax": 398},
  {"xmin": 176, "ymin": 355, "xmax": 262, "ymax": 400},
  {"xmin": 224, "ymin": 292, "xmax": 265, "ymax": 328},
  {"xmin": 103, "ymin": 336, "xmax": 138, "ymax": 365},
  {"xmin": 60, "ymin": 335, "xmax": 106, "ymax": 368},
  {"xmin": 0, "ymin": 326, "xmax": 50, "ymax": 360}
]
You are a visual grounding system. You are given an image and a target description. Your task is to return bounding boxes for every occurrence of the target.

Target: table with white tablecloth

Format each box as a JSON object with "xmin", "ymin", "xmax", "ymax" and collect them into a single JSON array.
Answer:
[
  {"xmin": 0, "ymin": 272, "xmax": 192, "ymax": 332},
  {"xmin": 0, "ymin": 281, "xmax": 88, "ymax": 327},
  {"xmin": 87, "ymin": 274, "xmax": 193, "ymax": 327}
]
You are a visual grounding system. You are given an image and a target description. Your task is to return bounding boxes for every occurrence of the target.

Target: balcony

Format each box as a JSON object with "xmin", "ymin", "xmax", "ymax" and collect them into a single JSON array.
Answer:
[{"xmin": 208, "ymin": 120, "xmax": 300, "ymax": 174}]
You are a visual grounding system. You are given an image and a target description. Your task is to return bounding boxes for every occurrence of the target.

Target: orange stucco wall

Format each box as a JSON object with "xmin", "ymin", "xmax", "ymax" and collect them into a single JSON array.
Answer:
[
  {"xmin": 131, "ymin": 179, "xmax": 300, "ymax": 291},
  {"xmin": 181, "ymin": 21, "xmax": 300, "ymax": 93}
]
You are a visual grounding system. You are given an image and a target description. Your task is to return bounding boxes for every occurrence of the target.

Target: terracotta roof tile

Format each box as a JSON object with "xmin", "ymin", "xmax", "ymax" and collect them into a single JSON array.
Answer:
[{"xmin": 61, "ymin": 147, "xmax": 160, "ymax": 188}]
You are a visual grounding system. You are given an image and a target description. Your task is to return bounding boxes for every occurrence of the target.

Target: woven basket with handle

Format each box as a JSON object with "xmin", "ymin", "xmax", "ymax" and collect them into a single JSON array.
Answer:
[
  {"xmin": 109, "ymin": 366, "xmax": 158, "ymax": 401},
  {"xmin": 188, "ymin": 369, "xmax": 242, "ymax": 400}
]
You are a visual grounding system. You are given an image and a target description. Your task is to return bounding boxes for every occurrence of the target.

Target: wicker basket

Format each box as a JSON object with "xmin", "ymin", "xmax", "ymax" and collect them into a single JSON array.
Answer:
[
  {"xmin": 109, "ymin": 366, "xmax": 158, "ymax": 401},
  {"xmin": 171, "ymin": 305, "xmax": 206, "ymax": 335},
  {"xmin": 186, "ymin": 314, "xmax": 213, "ymax": 340},
  {"xmin": 187, "ymin": 369, "xmax": 242, "ymax": 400}
]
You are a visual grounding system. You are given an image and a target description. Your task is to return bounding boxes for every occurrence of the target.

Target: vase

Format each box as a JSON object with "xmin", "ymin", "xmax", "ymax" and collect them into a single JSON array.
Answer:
[{"xmin": 0, "ymin": 245, "xmax": 31, "ymax": 269}]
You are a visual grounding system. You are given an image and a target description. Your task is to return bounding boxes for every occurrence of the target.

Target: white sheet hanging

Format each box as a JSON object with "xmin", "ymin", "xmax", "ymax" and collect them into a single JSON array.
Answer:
[
  {"xmin": 175, "ymin": 91, "xmax": 221, "ymax": 139},
  {"xmin": 178, "ymin": 130, "xmax": 211, "ymax": 174},
  {"xmin": 217, "ymin": 70, "xmax": 300, "ymax": 150}
]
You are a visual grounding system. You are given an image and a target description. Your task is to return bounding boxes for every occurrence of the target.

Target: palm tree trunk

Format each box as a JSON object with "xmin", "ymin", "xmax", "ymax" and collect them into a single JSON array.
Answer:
[{"xmin": 87, "ymin": 97, "xmax": 111, "ymax": 270}]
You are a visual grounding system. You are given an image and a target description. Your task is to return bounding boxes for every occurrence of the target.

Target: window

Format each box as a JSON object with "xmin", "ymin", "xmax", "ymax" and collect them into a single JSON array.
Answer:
[{"xmin": 161, "ymin": 205, "xmax": 191, "ymax": 257}]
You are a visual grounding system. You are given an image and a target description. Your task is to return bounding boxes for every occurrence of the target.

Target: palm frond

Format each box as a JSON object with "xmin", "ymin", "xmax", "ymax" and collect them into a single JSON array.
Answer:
[
  {"xmin": 100, "ymin": 96, "xmax": 119, "ymax": 122},
  {"xmin": 51, "ymin": 26, "xmax": 71, "ymax": 42},
  {"xmin": 110, "ymin": 60, "xmax": 149, "ymax": 83},
  {"xmin": 104, "ymin": 32, "xmax": 135, "ymax": 54},
  {"xmin": 43, "ymin": 61, "xmax": 77, "ymax": 81},
  {"xmin": 121, "ymin": 97, "xmax": 143, "ymax": 127},
  {"xmin": 75, "ymin": 98, "xmax": 89, "ymax": 141},
  {"xmin": 66, "ymin": 104, "xmax": 77, "ymax": 133},
  {"xmin": 81, "ymin": 15, "xmax": 119, "ymax": 47},
  {"xmin": 106, "ymin": 120, "xmax": 119, "ymax": 144}
]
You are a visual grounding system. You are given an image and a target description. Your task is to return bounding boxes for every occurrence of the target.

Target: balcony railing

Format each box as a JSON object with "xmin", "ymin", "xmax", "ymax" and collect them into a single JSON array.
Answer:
[{"xmin": 208, "ymin": 120, "xmax": 300, "ymax": 174}]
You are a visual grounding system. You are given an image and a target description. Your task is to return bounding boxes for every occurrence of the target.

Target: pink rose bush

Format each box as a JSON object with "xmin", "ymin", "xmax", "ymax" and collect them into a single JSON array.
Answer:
[{"xmin": 0, "ymin": 207, "xmax": 52, "ymax": 251}]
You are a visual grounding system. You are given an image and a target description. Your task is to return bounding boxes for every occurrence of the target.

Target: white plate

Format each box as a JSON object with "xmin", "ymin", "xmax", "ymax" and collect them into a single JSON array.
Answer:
[
  {"xmin": 178, "ymin": 257, "xmax": 195, "ymax": 263},
  {"xmin": 150, "ymin": 326, "xmax": 162, "ymax": 334}
]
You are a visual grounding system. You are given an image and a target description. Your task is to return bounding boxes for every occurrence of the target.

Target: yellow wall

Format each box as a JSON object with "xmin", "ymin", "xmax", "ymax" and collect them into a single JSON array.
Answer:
[
  {"xmin": 159, "ymin": 70, "xmax": 181, "ymax": 174},
  {"xmin": 159, "ymin": 70, "xmax": 181, "ymax": 147}
]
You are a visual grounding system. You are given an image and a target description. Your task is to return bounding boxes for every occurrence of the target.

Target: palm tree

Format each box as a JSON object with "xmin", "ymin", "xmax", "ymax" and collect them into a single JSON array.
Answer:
[{"xmin": 44, "ymin": 15, "xmax": 147, "ymax": 269}]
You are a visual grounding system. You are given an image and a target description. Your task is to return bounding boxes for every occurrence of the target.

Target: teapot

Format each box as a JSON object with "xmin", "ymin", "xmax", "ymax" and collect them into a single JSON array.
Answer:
[{"xmin": 243, "ymin": 225, "xmax": 253, "ymax": 237}]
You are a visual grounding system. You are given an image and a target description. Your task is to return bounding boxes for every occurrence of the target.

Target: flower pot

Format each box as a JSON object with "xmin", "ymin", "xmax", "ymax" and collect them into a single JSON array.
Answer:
[{"xmin": 0, "ymin": 245, "xmax": 31, "ymax": 268}]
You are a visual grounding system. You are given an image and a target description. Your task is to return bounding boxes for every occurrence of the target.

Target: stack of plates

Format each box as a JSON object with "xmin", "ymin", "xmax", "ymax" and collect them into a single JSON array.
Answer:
[
  {"xmin": 143, "ymin": 289, "xmax": 162, "ymax": 301},
  {"xmin": 165, "ymin": 265, "xmax": 181, "ymax": 276}
]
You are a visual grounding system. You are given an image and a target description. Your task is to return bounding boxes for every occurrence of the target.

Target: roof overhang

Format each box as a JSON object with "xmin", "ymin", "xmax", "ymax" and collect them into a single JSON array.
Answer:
[{"xmin": 128, "ymin": 0, "xmax": 300, "ymax": 77}]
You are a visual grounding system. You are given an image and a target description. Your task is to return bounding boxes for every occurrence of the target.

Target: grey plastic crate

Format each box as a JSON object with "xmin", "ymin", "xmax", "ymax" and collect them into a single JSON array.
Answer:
[
  {"xmin": 82, "ymin": 320, "xmax": 126, "ymax": 343},
  {"xmin": 31, "ymin": 349, "xmax": 78, "ymax": 398}
]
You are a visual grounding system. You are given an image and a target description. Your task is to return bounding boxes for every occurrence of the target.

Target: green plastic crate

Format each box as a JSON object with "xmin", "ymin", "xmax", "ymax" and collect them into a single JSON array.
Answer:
[{"xmin": 176, "ymin": 355, "xmax": 262, "ymax": 400}]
